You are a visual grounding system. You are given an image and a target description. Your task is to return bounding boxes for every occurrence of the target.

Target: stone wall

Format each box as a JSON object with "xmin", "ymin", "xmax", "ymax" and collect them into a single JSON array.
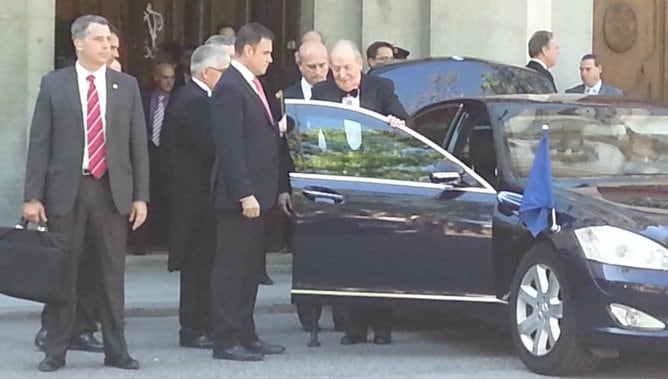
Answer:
[{"xmin": 0, "ymin": 0, "xmax": 54, "ymax": 225}]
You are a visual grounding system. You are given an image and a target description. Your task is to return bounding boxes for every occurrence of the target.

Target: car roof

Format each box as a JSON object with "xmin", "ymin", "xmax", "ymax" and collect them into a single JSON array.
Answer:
[
  {"xmin": 443, "ymin": 93, "xmax": 665, "ymax": 107},
  {"xmin": 368, "ymin": 56, "xmax": 555, "ymax": 114}
]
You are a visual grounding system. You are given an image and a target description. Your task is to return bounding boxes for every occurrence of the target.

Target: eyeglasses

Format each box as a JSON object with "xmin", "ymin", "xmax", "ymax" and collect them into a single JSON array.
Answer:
[{"xmin": 208, "ymin": 67, "xmax": 226, "ymax": 73}]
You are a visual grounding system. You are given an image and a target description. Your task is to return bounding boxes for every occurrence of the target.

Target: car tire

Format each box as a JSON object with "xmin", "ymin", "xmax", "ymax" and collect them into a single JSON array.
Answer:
[{"xmin": 509, "ymin": 245, "xmax": 600, "ymax": 376}]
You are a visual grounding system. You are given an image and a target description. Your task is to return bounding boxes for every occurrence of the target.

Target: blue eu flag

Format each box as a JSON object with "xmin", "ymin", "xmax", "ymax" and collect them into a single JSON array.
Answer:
[{"xmin": 519, "ymin": 129, "xmax": 554, "ymax": 237}]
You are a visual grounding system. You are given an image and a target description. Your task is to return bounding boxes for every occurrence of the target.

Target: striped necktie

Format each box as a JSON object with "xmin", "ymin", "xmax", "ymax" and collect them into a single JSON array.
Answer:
[
  {"xmin": 86, "ymin": 75, "xmax": 106, "ymax": 178},
  {"xmin": 152, "ymin": 95, "xmax": 165, "ymax": 146}
]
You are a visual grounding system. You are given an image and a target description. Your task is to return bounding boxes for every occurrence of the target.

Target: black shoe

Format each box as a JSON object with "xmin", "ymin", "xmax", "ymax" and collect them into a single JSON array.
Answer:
[
  {"xmin": 69, "ymin": 332, "xmax": 104, "ymax": 353},
  {"xmin": 243, "ymin": 339, "xmax": 285, "ymax": 355},
  {"xmin": 373, "ymin": 332, "xmax": 392, "ymax": 345},
  {"xmin": 340, "ymin": 334, "xmax": 367, "ymax": 345},
  {"xmin": 34, "ymin": 328, "xmax": 46, "ymax": 350},
  {"xmin": 213, "ymin": 345, "xmax": 264, "ymax": 361},
  {"xmin": 103, "ymin": 356, "xmax": 140, "ymax": 370},
  {"xmin": 180, "ymin": 335, "xmax": 214, "ymax": 349},
  {"xmin": 258, "ymin": 273, "xmax": 274, "ymax": 285},
  {"xmin": 38, "ymin": 356, "xmax": 65, "ymax": 372}
]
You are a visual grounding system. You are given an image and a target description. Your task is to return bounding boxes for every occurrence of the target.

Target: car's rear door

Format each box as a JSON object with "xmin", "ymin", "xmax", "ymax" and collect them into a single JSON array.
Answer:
[{"xmin": 287, "ymin": 100, "xmax": 499, "ymax": 302}]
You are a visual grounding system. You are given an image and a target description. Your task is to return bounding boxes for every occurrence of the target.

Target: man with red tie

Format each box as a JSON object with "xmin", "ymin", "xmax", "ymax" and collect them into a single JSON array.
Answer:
[
  {"xmin": 23, "ymin": 14, "xmax": 149, "ymax": 372},
  {"xmin": 209, "ymin": 22, "xmax": 292, "ymax": 362}
]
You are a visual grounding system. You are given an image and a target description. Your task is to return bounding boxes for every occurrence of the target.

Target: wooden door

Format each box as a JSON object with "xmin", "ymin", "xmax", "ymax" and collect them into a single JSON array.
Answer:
[{"xmin": 593, "ymin": 0, "xmax": 667, "ymax": 102}]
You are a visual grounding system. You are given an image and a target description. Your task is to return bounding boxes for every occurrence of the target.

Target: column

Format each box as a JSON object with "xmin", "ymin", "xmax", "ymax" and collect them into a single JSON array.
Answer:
[{"xmin": 0, "ymin": 0, "xmax": 55, "ymax": 224}]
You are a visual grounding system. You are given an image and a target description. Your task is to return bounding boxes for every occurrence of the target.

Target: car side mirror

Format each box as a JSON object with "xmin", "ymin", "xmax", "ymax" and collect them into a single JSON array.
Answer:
[
  {"xmin": 497, "ymin": 191, "xmax": 523, "ymax": 216},
  {"xmin": 430, "ymin": 160, "xmax": 463, "ymax": 184}
]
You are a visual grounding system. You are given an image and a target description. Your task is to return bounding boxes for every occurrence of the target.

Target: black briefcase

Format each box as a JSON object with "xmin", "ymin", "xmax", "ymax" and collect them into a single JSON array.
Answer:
[{"xmin": 0, "ymin": 222, "xmax": 66, "ymax": 304}]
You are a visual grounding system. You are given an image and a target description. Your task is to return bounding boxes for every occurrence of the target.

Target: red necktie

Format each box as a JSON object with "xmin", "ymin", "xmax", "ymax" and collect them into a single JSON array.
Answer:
[
  {"xmin": 252, "ymin": 77, "xmax": 274, "ymax": 124},
  {"xmin": 86, "ymin": 75, "xmax": 106, "ymax": 178}
]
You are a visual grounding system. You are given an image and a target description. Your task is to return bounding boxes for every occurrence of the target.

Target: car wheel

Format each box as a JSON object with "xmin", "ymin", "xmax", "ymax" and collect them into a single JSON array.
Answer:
[{"xmin": 509, "ymin": 245, "xmax": 599, "ymax": 376}]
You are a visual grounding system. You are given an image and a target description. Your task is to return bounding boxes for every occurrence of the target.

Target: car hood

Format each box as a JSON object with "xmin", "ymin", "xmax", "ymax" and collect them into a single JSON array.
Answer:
[{"xmin": 557, "ymin": 180, "xmax": 668, "ymax": 245}]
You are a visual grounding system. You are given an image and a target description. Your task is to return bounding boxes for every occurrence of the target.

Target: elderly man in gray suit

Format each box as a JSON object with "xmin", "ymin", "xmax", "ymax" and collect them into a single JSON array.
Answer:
[
  {"xmin": 23, "ymin": 15, "xmax": 149, "ymax": 372},
  {"xmin": 566, "ymin": 54, "xmax": 624, "ymax": 96}
]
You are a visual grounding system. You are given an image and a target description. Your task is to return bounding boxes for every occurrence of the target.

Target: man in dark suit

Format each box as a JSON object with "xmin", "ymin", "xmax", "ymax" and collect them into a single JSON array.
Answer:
[
  {"xmin": 566, "ymin": 54, "xmax": 624, "ymax": 96},
  {"xmin": 311, "ymin": 39, "xmax": 410, "ymax": 346},
  {"xmin": 130, "ymin": 62, "xmax": 175, "ymax": 254},
  {"xmin": 162, "ymin": 44, "xmax": 231, "ymax": 350},
  {"xmin": 284, "ymin": 40, "xmax": 347, "ymax": 332},
  {"xmin": 23, "ymin": 15, "xmax": 149, "ymax": 372},
  {"xmin": 283, "ymin": 41, "xmax": 329, "ymax": 100},
  {"xmin": 209, "ymin": 22, "xmax": 292, "ymax": 362},
  {"xmin": 526, "ymin": 30, "xmax": 559, "ymax": 93}
]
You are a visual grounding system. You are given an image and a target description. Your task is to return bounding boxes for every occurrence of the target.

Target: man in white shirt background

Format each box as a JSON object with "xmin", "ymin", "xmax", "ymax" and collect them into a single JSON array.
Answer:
[{"xmin": 566, "ymin": 53, "xmax": 624, "ymax": 96}]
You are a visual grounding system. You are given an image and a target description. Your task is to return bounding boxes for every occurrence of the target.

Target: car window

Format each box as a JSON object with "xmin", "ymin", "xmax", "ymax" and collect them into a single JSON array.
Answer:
[
  {"xmin": 371, "ymin": 58, "xmax": 555, "ymax": 114},
  {"xmin": 286, "ymin": 102, "xmax": 446, "ymax": 182},
  {"xmin": 445, "ymin": 105, "xmax": 497, "ymax": 185},
  {"xmin": 413, "ymin": 103, "xmax": 463, "ymax": 148}
]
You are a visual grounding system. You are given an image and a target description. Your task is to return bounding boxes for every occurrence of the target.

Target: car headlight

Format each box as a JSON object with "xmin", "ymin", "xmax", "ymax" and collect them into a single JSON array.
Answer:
[{"xmin": 574, "ymin": 226, "xmax": 668, "ymax": 271}]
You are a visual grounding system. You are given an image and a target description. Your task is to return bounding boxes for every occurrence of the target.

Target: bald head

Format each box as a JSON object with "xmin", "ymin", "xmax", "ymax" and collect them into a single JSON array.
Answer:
[
  {"xmin": 297, "ymin": 42, "xmax": 328, "ymax": 85},
  {"xmin": 329, "ymin": 40, "xmax": 363, "ymax": 92},
  {"xmin": 300, "ymin": 30, "xmax": 323, "ymax": 45}
]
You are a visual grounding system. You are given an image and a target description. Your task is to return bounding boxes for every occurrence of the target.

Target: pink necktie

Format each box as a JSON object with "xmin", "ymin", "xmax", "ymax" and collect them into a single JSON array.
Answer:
[
  {"xmin": 252, "ymin": 77, "xmax": 274, "ymax": 124},
  {"xmin": 86, "ymin": 75, "xmax": 106, "ymax": 178}
]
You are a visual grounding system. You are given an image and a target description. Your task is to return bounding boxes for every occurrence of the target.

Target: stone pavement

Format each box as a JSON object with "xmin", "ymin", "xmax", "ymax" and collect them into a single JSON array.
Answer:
[{"xmin": 0, "ymin": 252, "xmax": 295, "ymax": 320}]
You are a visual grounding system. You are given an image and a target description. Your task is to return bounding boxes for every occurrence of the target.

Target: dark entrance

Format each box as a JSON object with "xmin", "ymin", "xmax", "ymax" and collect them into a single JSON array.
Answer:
[{"xmin": 55, "ymin": 0, "xmax": 301, "ymax": 88}]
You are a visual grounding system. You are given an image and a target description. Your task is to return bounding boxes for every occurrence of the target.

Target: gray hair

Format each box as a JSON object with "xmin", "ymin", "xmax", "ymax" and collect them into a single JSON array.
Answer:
[
  {"xmin": 71, "ymin": 15, "xmax": 109, "ymax": 40},
  {"xmin": 190, "ymin": 44, "xmax": 230, "ymax": 76},
  {"xmin": 204, "ymin": 34, "xmax": 235, "ymax": 47},
  {"xmin": 528, "ymin": 30, "xmax": 553, "ymax": 58},
  {"xmin": 330, "ymin": 39, "xmax": 362, "ymax": 61}
]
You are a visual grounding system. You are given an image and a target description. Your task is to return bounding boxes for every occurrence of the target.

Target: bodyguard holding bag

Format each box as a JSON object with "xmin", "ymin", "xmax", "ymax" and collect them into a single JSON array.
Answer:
[{"xmin": 22, "ymin": 14, "xmax": 149, "ymax": 372}]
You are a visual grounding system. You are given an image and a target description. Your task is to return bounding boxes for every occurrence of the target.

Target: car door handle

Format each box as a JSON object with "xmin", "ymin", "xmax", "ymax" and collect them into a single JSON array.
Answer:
[{"xmin": 302, "ymin": 187, "xmax": 344, "ymax": 204}]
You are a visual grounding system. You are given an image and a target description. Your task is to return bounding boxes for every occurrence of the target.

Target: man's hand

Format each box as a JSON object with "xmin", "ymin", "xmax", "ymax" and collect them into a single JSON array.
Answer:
[
  {"xmin": 387, "ymin": 115, "xmax": 406, "ymax": 129},
  {"xmin": 277, "ymin": 192, "xmax": 292, "ymax": 216},
  {"xmin": 240, "ymin": 195, "xmax": 261, "ymax": 218},
  {"xmin": 23, "ymin": 200, "xmax": 47, "ymax": 224},
  {"xmin": 278, "ymin": 115, "xmax": 288, "ymax": 135},
  {"xmin": 129, "ymin": 201, "xmax": 148, "ymax": 231}
]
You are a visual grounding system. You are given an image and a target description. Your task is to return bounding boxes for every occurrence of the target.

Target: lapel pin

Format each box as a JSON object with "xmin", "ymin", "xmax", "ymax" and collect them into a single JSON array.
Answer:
[{"xmin": 112, "ymin": 83, "xmax": 119, "ymax": 90}]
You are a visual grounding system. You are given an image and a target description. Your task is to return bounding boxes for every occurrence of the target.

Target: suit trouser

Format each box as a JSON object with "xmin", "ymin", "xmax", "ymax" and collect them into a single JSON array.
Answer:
[
  {"xmin": 40, "ymin": 243, "xmax": 99, "ymax": 338},
  {"xmin": 211, "ymin": 209, "xmax": 267, "ymax": 347},
  {"xmin": 43, "ymin": 174, "xmax": 130, "ymax": 360},
  {"xmin": 179, "ymin": 216, "xmax": 216, "ymax": 336}
]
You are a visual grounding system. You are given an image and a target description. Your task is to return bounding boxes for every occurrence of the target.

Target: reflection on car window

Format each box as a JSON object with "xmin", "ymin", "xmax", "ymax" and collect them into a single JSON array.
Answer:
[
  {"xmin": 497, "ymin": 104, "xmax": 668, "ymax": 178},
  {"xmin": 287, "ymin": 103, "xmax": 445, "ymax": 182},
  {"xmin": 414, "ymin": 104, "xmax": 462, "ymax": 148}
]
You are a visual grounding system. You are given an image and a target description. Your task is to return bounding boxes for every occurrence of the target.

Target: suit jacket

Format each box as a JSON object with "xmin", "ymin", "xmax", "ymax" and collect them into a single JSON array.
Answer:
[
  {"xmin": 526, "ymin": 60, "xmax": 557, "ymax": 93},
  {"xmin": 283, "ymin": 82, "xmax": 304, "ymax": 99},
  {"xmin": 209, "ymin": 65, "xmax": 291, "ymax": 211},
  {"xmin": 24, "ymin": 66, "xmax": 150, "ymax": 216},
  {"xmin": 162, "ymin": 80, "xmax": 216, "ymax": 270},
  {"xmin": 565, "ymin": 82, "xmax": 624, "ymax": 96},
  {"xmin": 311, "ymin": 74, "xmax": 411, "ymax": 123}
]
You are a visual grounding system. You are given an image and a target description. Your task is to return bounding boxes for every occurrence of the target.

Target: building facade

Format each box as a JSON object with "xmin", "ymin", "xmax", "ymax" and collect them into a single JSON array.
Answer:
[{"xmin": 0, "ymin": 0, "xmax": 659, "ymax": 224}]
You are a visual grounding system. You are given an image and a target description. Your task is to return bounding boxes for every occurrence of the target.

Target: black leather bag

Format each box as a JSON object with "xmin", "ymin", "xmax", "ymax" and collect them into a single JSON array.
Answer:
[{"xmin": 0, "ymin": 222, "xmax": 66, "ymax": 304}]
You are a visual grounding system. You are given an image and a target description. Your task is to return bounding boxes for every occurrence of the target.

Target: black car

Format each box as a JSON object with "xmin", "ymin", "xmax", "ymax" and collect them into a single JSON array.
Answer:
[
  {"xmin": 286, "ymin": 95, "xmax": 668, "ymax": 376},
  {"xmin": 368, "ymin": 56, "xmax": 555, "ymax": 115}
]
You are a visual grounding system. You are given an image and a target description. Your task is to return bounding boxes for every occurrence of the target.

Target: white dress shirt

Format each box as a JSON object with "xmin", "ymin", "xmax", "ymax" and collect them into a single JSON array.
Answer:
[
  {"xmin": 192, "ymin": 77, "xmax": 212, "ymax": 97},
  {"xmin": 231, "ymin": 60, "xmax": 260, "ymax": 96},
  {"xmin": 529, "ymin": 58, "xmax": 548, "ymax": 70},
  {"xmin": 75, "ymin": 61, "xmax": 107, "ymax": 170},
  {"xmin": 585, "ymin": 81, "xmax": 602, "ymax": 95},
  {"xmin": 300, "ymin": 77, "xmax": 313, "ymax": 100}
]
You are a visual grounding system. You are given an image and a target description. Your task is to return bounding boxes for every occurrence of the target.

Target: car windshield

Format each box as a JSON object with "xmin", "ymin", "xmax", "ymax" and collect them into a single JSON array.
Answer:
[{"xmin": 496, "ymin": 102, "xmax": 668, "ymax": 178}]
